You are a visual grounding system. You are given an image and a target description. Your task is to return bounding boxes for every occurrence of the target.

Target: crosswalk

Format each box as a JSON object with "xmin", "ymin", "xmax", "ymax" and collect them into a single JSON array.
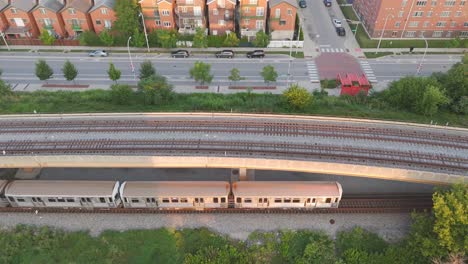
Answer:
[
  {"xmin": 306, "ymin": 61, "xmax": 320, "ymax": 83},
  {"xmin": 359, "ymin": 60, "xmax": 377, "ymax": 83},
  {"xmin": 320, "ymin": 47, "xmax": 346, "ymax": 53}
]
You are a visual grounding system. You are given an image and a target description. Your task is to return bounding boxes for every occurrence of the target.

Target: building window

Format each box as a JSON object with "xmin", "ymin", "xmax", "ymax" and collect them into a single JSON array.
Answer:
[
  {"xmin": 244, "ymin": 18, "xmax": 250, "ymax": 25},
  {"xmin": 186, "ymin": 0, "xmax": 193, "ymax": 4},
  {"xmin": 444, "ymin": 0, "xmax": 456, "ymax": 6},
  {"xmin": 249, "ymin": 0, "xmax": 257, "ymax": 4},
  {"xmin": 436, "ymin": 21, "xmax": 447, "ymax": 27},
  {"xmin": 450, "ymin": 21, "xmax": 457, "ymax": 27},
  {"xmin": 244, "ymin": 7, "xmax": 250, "ymax": 13},
  {"xmin": 68, "ymin": 8, "xmax": 76, "ymax": 14},
  {"xmin": 431, "ymin": 0, "xmax": 437, "ymax": 5},
  {"xmin": 196, "ymin": 19, "xmax": 202, "ymax": 26},
  {"xmin": 213, "ymin": 8, "xmax": 218, "ymax": 15},
  {"xmin": 39, "ymin": 8, "xmax": 46, "ymax": 14},
  {"xmin": 413, "ymin": 11, "xmax": 424, "ymax": 17},
  {"xmin": 275, "ymin": 9, "xmax": 280, "ymax": 18},
  {"xmin": 461, "ymin": 0, "xmax": 466, "ymax": 5},
  {"xmin": 182, "ymin": 6, "xmax": 187, "ymax": 13},
  {"xmin": 10, "ymin": 8, "xmax": 17, "ymax": 14},
  {"xmin": 398, "ymin": 11, "xmax": 404, "ymax": 17},
  {"xmin": 43, "ymin": 18, "xmax": 52, "ymax": 25},
  {"xmin": 287, "ymin": 8, "xmax": 292, "ymax": 15},
  {"xmin": 256, "ymin": 7, "xmax": 264, "ymax": 16},
  {"xmin": 432, "ymin": 31, "xmax": 443, "ymax": 37},
  {"xmin": 455, "ymin": 11, "xmax": 462, "ymax": 17},
  {"xmin": 402, "ymin": 0, "xmax": 408, "ymax": 6},
  {"xmin": 440, "ymin": 11, "xmax": 451, "ymax": 17},
  {"xmin": 161, "ymin": 10, "xmax": 170, "ymax": 16},
  {"xmin": 213, "ymin": 30, "xmax": 218, "ymax": 35},
  {"xmin": 446, "ymin": 31, "xmax": 452, "ymax": 37},
  {"xmin": 405, "ymin": 31, "xmax": 416, "ymax": 37},
  {"xmin": 427, "ymin": 11, "xmax": 432, "ymax": 17},
  {"xmin": 459, "ymin": 31, "xmax": 468, "ymax": 37},
  {"xmin": 256, "ymin": 20, "xmax": 263, "ymax": 29},
  {"xmin": 101, "ymin": 8, "xmax": 108, "ymax": 15},
  {"xmin": 155, "ymin": 20, "xmax": 161, "ymax": 26},
  {"xmin": 423, "ymin": 21, "xmax": 430, "ymax": 27},
  {"xmin": 416, "ymin": 0, "xmax": 427, "ymax": 6},
  {"xmin": 395, "ymin": 21, "xmax": 401, "ymax": 28},
  {"xmin": 279, "ymin": 20, "xmax": 286, "ymax": 25},
  {"xmin": 391, "ymin": 31, "xmax": 398, "ymax": 37},
  {"xmin": 194, "ymin": 7, "xmax": 201, "ymax": 16},
  {"xmin": 409, "ymin": 21, "xmax": 419, "ymax": 27},
  {"xmin": 163, "ymin": 21, "xmax": 171, "ymax": 27},
  {"xmin": 104, "ymin": 20, "xmax": 112, "ymax": 28},
  {"xmin": 219, "ymin": 19, "xmax": 225, "ymax": 25},
  {"xmin": 465, "ymin": 22, "xmax": 468, "ymax": 27},
  {"xmin": 96, "ymin": 19, "xmax": 101, "ymax": 25}
]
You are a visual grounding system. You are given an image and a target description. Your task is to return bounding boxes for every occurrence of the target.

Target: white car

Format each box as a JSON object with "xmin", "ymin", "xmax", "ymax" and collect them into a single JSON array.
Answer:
[{"xmin": 333, "ymin": 19, "xmax": 342, "ymax": 28}]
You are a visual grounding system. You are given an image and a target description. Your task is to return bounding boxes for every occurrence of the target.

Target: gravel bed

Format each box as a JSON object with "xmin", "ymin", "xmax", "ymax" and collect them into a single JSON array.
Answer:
[{"xmin": 0, "ymin": 212, "xmax": 412, "ymax": 242}]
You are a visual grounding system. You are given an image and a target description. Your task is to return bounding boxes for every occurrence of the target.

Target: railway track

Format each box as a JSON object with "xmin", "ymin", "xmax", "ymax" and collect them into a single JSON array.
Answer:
[
  {"xmin": 1, "ymin": 120, "xmax": 467, "ymax": 149},
  {"xmin": 2, "ymin": 139, "xmax": 467, "ymax": 173},
  {"xmin": 0, "ymin": 197, "xmax": 433, "ymax": 214}
]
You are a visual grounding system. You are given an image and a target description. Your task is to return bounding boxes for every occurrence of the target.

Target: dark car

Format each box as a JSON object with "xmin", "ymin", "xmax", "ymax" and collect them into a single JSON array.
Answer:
[
  {"xmin": 171, "ymin": 50, "xmax": 190, "ymax": 58},
  {"xmin": 215, "ymin": 50, "xmax": 235, "ymax": 58},
  {"xmin": 323, "ymin": 0, "xmax": 332, "ymax": 7},
  {"xmin": 336, "ymin": 27, "xmax": 346, "ymax": 36},
  {"xmin": 246, "ymin": 50, "xmax": 265, "ymax": 58},
  {"xmin": 299, "ymin": 0, "xmax": 307, "ymax": 8}
]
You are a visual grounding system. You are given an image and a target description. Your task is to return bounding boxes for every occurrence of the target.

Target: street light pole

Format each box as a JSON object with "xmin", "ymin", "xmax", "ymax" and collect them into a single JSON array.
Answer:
[
  {"xmin": 287, "ymin": 13, "xmax": 294, "ymax": 85},
  {"xmin": 127, "ymin": 36, "xmax": 136, "ymax": 80},
  {"xmin": 0, "ymin": 32, "xmax": 9, "ymax": 51},
  {"xmin": 294, "ymin": 18, "xmax": 303, "ymax": 56},
  {"xmin": 376, "ymin": 13, "xmax": 394, "ymax": 54},
  {"xmin": 139, "ymin": 12, "xmax": 150, "ymax": 53},
  {"xmin": 416, "ymin": 32, "xmax": 428, "ymax": 75}
]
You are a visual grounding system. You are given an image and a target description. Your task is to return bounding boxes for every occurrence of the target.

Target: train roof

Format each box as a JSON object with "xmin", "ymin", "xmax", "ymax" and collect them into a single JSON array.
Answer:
[
  {"xmin": 232, "ymin": 181, "xmax": 342, "ymax": 197},
  {"xmin": 4, "ymin": 180, "xmax": 119, "ymax": 197},
  {"xmin": 121, "ymin": 181, "xmax": 230, "ymax": 197}
]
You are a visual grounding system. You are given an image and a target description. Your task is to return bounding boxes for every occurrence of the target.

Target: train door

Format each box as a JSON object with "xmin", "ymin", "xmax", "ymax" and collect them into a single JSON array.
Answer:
[
  {"xmin": 145, "ymin": 198, "xmax": 158, "ymax": 208},
  {"xmin": 305, "ymin": 198, "xmax": 316, "ymax": 208},
  {"xmin": 31, "ymin": 197, "xmax": 45, "ymax": 207},
  {"xmin": 80, "ymin": 197, "xmax": 93, "ymax": 208},
  {"xmin": 194, "ymin": 197, "xmax": 205, "ymax": 209},
  {"xmin": 257, "ymin": 198, "xmax": 269, "ymax": 208}
]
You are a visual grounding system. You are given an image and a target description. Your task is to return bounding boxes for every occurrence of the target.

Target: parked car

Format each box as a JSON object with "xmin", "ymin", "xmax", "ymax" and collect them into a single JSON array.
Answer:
[
  {"xmin": 246, "ymin": 50, "xmax": 265, "ymax": 58},
  {"xmin": 336, "ymin": 27, "xmax": 346, "ymax": 36},
  {"xmin": 171, "ymin": 50, "xmax": 190, "ymax": 58},
  {"xmin": 333, "ymin": 19, "xmax": 342, "ymax": 28},
  {"xmin": 215, "ymin": 50, "xmax": 235, "ymax": 58},
  {"xmin": 323, "ymin": 0, "xmax": 332, "ymax": 7},
  {"xmin": 299, "ymin": 0, "xmax": 307, "ymax": 8},
  {"xmin": 88, "ymin": 50, "xmax": 108, "ymax": 57}
]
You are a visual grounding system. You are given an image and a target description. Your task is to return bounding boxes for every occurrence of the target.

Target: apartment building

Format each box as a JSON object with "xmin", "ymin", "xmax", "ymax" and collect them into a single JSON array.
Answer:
[
  {"xmin": 207, "ymin": 0, "xmax": 235, "ymax": 35},
  {"xmin": 60, "ymin": 0, "xmax": 94, "ymax": 38},
  {"xmin": 269, "ymin": 0, "xmax": 297, "ymax": 40},
  {"xmin": 353, "ymin": 0, "xmax": 468, "ymax": 38},
  {"xmin": 89, "ymin": 0, "xmax": 116, "ymax": 34},
  {"xmin": 175, "ymin": 0, "xmax": 206, "ymax": 34},
  {"xmin": 0, "ymin": 0, "xmax": 9, "ymax": 33},
  {"xmin": 139, "ymin": 0, "xmax": 177, "ymax": 31},
  {"xmin": 2, "ymin": 0, "xmax": 40, "ymax": 38},
  {"xmin": 32, "ymin": 0, "xmax": 66, "ymax": 38},
  {"xmin": 239, "ymin": 0, "xmax": 267, "ymax": 39}
]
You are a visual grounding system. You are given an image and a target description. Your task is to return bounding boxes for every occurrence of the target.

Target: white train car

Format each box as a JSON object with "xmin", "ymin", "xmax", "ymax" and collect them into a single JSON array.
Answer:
[
  {"xmin": 120, "ymin": 181, "xmax": 230, "ymax": 209},
  {"xmin": 0, "ymin": 180, "xmax": 10, "ymax": 207},
  {"xmin": 4, "ymin": 180, "xmax": 121, "ymax": 208},
  {"xmin": 233, "ymin": 181, "xmax": 343, "ymax": 209}
]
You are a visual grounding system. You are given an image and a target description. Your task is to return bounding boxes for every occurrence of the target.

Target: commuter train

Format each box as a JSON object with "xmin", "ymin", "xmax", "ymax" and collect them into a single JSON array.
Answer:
[{"xmin": 0, "ymin": 180, "xmax": 343, "ymax": 210}]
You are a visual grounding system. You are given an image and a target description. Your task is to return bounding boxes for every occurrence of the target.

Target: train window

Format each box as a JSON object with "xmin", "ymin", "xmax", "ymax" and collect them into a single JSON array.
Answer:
[
  {"xmin": 312, "ymin": 198, "xmax": 316, "ymax": 203},
  {"xmin": 195, "ymin": 198, "xmax": 199, "ymax": 203},
  {"xmin": 284, "ymin": 198, "xmax": 291, "ymax": 203},
  {"xmin": 8, "ymin": 197, "xmax": 14, "ymax": 202},
  {"xmin": 236, "ymin": 198, "xmax": 241, "ymax": 203},
  {"xmin": 124, "ymin": 198, "xmax": 128, "ymax": 203},
  {"xmin": 306, "ymin": 198, "xmax": 311, "ymax": 203},
  {"xmin": 180, "ymin": 198, "xmax": 188, "ymax": 203},
  {"xmin": 258, "ymin": 198, "xmax": 262, "ymax": 203},
  {"xmin": 85, "ymin": 198, "xmax": 91, "ymax": 202},
  {"xmin": 326, "ymin": 198, "xmax": 332, "ymax": 203},
  {"xmin": 81, "ymin": 198, "xmax": 86, "ymax": 202},
  {"xmin": 131, "ymin": 198, "xmax": 140, "ymax": 203},
  {"xmin": 274, "ymin": 198, "xmax": 282, "ymax": 203},
  {"xmin": 151, "ymin": 198, "xmax": 156, "ymax": 203},
  {"xmin": 146, "ymin": 198, "xmax": 151, "ymax": 203},
  {"xmin": 32, "ymin": 197, "xmax": 37, "ymax": 202},
  {"xmin": 293, "ymin": 198, "xmax": 301, "ymax": 203},
  {"xmin": 200, "ymin": 198, "xmax": 204, "ymax": 203},
  {"xmin": 221, "ymin": 197, "xmax": 226, "ymax": 203},
  {"xmin": 66, "ymin": 198, "xmax": 74, "ymax": 202},
  {"xmin": 162, "ymin": 198, "xmax": 169, "ymax": 203},
  {"xmin": 57, "ymin": 198, "xmax": 65, "ymax": 202},
  {"xmin": 335, "ymin": 198, "xmax": 338, "ymax": 203},
  {"xmin": 17, "ymin": 198, "xmax": 25, "ymax": 202},
  {"xmin": 37, "ymin": 197, "xmax": 43, "ymax": 202},
  {"xmin": 99, "ymin": 198, "xmax": 105, "ymax": 203},
  {"xmin": 171, "ymin": 198, "xmax": 179, "ymax": 203},
  {"xmin": 213, "ymin": 198, "xmax": 219, "ymax": 203},
  {"xmin": 244, "ymin": 198, "xmax": 252, "ymax": 203},
  {"xmin": 109, "ymin": 198, "xmax": 113, "ymax": 202},
  {"xmin": 48, "ymin": 198, "xmax": 56, "ymax": 202}
]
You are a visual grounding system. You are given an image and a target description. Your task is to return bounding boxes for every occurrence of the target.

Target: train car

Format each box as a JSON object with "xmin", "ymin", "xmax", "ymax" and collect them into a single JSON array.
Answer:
[
  {"xmin": 0, "ymin": 180, "xmax": 10, "ymax": 207},
  {"xmin": 120, "ymin": 181, "xmax": 230, "ymax": 209},
  {"xmin": 233, "ymin": 181, "xmax": 343, "ymax": 209},
  {"xmin": 4, "ymin": 180, "xmax": 121, "ymax": 208}
]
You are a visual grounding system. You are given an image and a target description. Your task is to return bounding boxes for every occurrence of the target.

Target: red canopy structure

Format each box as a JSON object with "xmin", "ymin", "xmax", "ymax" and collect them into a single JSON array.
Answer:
[{"xmin": 336, "ymin": 73, "xmax": 371, "ymax": 96}]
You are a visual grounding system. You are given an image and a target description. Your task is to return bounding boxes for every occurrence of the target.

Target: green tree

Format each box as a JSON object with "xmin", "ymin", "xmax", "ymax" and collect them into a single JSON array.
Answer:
[
  {"xmin": 192, "ymin": 27, "xmax": 207, "ymax": 48},
  {"xmin": 228, "ymin": 68, "xmax": 244, "ymax": 85},
  {"xmin": 110, "ymin": 84, "xmax": 133, "ymax": 104},
  {"xmin": 113, "ymin": 0, "xmax": 139, "ymax": 39},
  {"xmin": 132, "ymin": 30, "xmax": 146, "ymax": 47},
  {"xmin": 61, "ymin": 60, "xmax": 78, "ymax": 83},
  {"xmin": 107, "ymin": 63, "xmax": 121, "ymax": 83},
  {"xmin": 78, "ymin": 30, "xmax": 103, "ymax": 46},
  {"xmin": 189, "ymin": 61, "xmax": 213, "ymax": 85},
  {"xmin": 157, "ymin": 29, "xmax": 178, "ymax": 48},
  {"xmin": 0, "ymin": 79, "xmax": 12, "ymax": 98},
  {"xmin": 99, "ymin": 29, "xmax": 114, "ymax": 47},
  {"xmin": 139, "ymin": 60, "xmax": 156, "ymax": 80},
  {"xmin": 417, "ymin": 85, "xmax": 449, "ymax": 116},
  {"xmin": 260, "ymin": 65, "xmax": 278, "ymax": 85},
  {"xmin": 283, "ymin": 84, "xmax": 313, "ymax": 110},
  {"xmin": 39, "ymin": 30, "xmax": 55, "ymax": 45},
  {"xmin": 441, "ymin": 61, "xmax": 467, "ymax": 113},
  {"xmin": 433, "ymin": 183, "xmax": 468, "ymax": 255},
  {"xmin": 406, "ymin": 212, "xmax": 446, "ymax": 262},
  {"xmin": 223, "ymin": 32, "xmax": 239, "ymax": 47},
  {"xmin": 254, "ymin": 30, "xmax": 270, "ymax": 47},
  {"xmin": 137, "ymin": 74, "xmax": 174, "ymax": 105},
  {"xmin": 35, "ymin": 59, "xmax": 54, "ymax": 83}
]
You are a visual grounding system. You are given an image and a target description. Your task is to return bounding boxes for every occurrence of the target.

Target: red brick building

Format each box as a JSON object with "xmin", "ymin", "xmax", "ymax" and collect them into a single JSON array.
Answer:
[
  {"xmin": 269, "ymin": 0, "xmax": 297, "ymax": 40},
  {"xmin": 31, "ymin": 0, "xmax": 66, "ymax": 38},
  {"xmin": 89, "ymin": 0, "xmax": 116, "ymax": 34},
  {"xmin": 175, "ymin": 0, "xmax": 206, "ymax": 34},
  {"xmin": 60, "ymin": 0, "xmax": 94, "ymax": 38},
  {"xmin": 207, "ymin": 0, "xmax": 236, "ymax": 35},
  {"xmin": 139, "ymin": 0, "xmax": 177, "ymax": 31},
  {"xmin": 240, "ymin": 0, "xmax": 267, "ymax": 39},
  {"xmin": 3, "ymin": 0, "xmax": 40, "ymax": 38},
  {"xmin": 353, "ymin": 0, "xmax": 468, "ymax": 38},
  {"xmin": 0, "ymin": 0, "xmax": 9, "ymax": 33}
]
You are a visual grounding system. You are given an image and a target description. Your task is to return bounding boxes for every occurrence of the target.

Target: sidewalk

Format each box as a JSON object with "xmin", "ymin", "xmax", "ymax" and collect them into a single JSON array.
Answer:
[{"xmin": 361, "ymin": 48, "xmax": 467, "ymax": 53}]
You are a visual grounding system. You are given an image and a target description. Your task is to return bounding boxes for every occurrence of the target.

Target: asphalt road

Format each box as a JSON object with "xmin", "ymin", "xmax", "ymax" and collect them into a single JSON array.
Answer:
[{"xmin": 0, "ymin": 52, "xmax": 310, "ymax": 85}]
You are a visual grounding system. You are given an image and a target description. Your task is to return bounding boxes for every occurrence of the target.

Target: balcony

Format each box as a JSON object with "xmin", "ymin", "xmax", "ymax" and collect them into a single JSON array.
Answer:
[
  {"xmin": 179, "ymin": 27, "xmax": 197, "ymax": 34},
  {"xmin": 71, "ymin": 24, "xmax": 81, "ymax": 30}
]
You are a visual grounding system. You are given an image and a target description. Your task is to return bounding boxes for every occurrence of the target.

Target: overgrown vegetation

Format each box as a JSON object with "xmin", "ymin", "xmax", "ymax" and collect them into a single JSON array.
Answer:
[{"xmin": 0, "ymin": 184, "xmax": 465, "ymax": 263}]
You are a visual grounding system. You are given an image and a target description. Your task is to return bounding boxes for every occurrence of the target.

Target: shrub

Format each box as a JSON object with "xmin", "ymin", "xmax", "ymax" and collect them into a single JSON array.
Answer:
[
  {"xmin": 78, "ymin": 30, "xmax": 103, "ymax": 46},
  {"xmin": 110, "ymin": 84, "xmax": 133, "ymax": 105},
  {"xmin": 207, "ymin": 35, "xmax": 226, "ymax": 47},
  {"xmin": 283, "ymin": 84, "xmax": 313, "ymax": 110}
]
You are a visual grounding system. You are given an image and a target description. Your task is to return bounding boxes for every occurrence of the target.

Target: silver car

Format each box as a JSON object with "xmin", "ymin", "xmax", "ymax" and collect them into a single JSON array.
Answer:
[{"xmin": 88, "ymin": 50, "xmax": 108, "ymax": 57}]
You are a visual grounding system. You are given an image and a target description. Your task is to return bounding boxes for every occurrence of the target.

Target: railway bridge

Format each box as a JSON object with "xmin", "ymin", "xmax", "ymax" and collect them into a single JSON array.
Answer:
[{"xmin": 0, "ymin": 113, "xmax": 467, "ymax": 185}]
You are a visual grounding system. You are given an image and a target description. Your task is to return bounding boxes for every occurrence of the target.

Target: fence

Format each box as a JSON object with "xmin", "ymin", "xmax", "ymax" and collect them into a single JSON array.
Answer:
[{"xmin": 267, "ymin": 41, "xmax": 304, "ymax": 48}]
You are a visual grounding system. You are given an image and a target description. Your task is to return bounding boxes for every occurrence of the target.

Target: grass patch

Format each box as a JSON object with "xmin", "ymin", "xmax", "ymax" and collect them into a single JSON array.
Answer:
[
  {"xmin": 364, "ymin": 52, "xmax": 394, "ymax": 58},
  {"xmin": 0, "ymin": 49, "xmax": 30, "ymax": 52},
  {"xmin": 320, "ymin": 79, "xmax": 338, "ymax": 89},
  {"xmin": 270, "ymin": 51, "xmax": 305, "ymax": 58},
  {"xmin": 340, "ymin": 6, "xmax": 359, "ymax": 21}
]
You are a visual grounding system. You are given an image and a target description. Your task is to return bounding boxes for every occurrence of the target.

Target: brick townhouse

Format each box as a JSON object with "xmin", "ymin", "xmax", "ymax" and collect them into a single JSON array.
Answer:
[
  {"xmin": 2, "ymin": 0, "xmax": 40, "ymax": 38},
  {"xmin": 240, "ymin": 0, "xmax": 267, "ymax": 40},
  {"xmin": 175, "ymin": 0, "xmax": 206, "ymax": 34},
  {"xmin": 269, "ymin": 0, "xmax": 297, "ymax": 40},
  {"xmin": 139, "ymin": 0, "xmax": 177, "ymax": 31},
  {"xmin": 89, "ymin": 0, "xmax": 116, "ymax": 34},
  {"xmin": 31, "ymin": 0, "xmax": 66, "ymax": 38},
  {"xmin": 60, "ymin": 0, "xmax": 94, "ymax": 38},
  {"xmin": 206, "ymin": 0, "xmax": 235, "ymax": 35},
  {"xmin": 0, "ymin": 0, "xmax": 8, "ymax": 33},
  {"xmin": 353, "ymin": 0, "xmax": 468, "ymax": 38}
]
